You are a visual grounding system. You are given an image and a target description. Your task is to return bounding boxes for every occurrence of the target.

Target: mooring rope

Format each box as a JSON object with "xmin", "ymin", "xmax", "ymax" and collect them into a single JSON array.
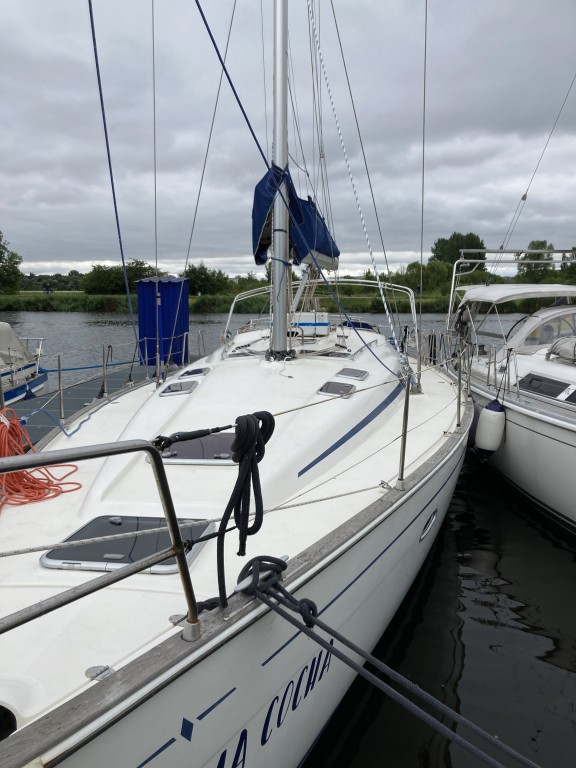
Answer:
[
  {"xmin": 208, "ymin": 412, "xmax": 275, "ymax": 608},
  {"xmin": 239, "ymin": 556, "xmax": 542, "ymax": 768}
]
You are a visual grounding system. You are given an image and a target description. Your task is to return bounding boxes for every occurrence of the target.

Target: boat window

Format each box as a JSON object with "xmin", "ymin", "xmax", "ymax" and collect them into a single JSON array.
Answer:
[
  {"xmin": 523, "ymin": 314, "xmax": 576, "ymax": 346},
  {"xmin": 160, "ymin": 380, "xmax": 199, "ymax": 395},
  {"xmin": 162, "ymin": 431, "xmax": 236, "ymax": 464},
  {"xmin": 317, "ymin": 381, "xmax": 356, "ymax": 397},
  {"xmin": 336, "ymin": 367, "xmax": 368, "ymax": 381},
  {"xmin": 40, "ymin": 516, "xmax": 214, "ymax": 574},
  {"xmin": 179, "ymin": 367, "xmax": 210, "ymax": 378},
  {"xmin": 518, "ymin": 373, "xmax": 569, "ymax": 399},
  {"xmin": 342, "ymin": 319, "xmax": 379, "ymax": 332}
]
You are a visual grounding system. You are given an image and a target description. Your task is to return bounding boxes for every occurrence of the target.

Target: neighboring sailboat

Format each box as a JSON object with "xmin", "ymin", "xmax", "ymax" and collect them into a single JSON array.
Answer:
[
  {"xmin": 447, "ymin": 250, "xmax": 576, "ymax": 533},
  {"xmin": 0, "ymin": 322, "xmax": 47, "ymax": 406},
  {"xmin": 0, "ymin": 3, "xmax": 471, "ymax": 766}
]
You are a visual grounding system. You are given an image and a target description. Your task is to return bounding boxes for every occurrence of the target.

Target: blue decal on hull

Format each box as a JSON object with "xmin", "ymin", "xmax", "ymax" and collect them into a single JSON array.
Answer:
[
  {"xmin": 263, "ymin": 453, "xmax": 463, "ymax": 666},
  {"xmin": 135, "ymin": 737, "xmax": 176, "ymax": 768},
  {"xmin": 298, "ymin": 382, "xmax": 404, "ymax": 476}
]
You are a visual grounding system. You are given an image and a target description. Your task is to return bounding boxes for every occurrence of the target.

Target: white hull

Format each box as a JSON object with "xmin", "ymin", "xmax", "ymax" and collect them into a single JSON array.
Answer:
[
  {"xmin": 472, "ymin": 387, "xmax": 576, "ymax": 531},
  {"xmin": 0, "ymin": 366, "xmax": 48, "ymax": 405},
  {"xmin": 447, "ymin": 254, "xmax": 576, "ymax": 534},
  {"xmin": 0, "ymin": 318, "xmax": 471, "ymax": 767},
  {"xmin": 2, "ymin": 414, "xmax": 466, "ymax": 768}
]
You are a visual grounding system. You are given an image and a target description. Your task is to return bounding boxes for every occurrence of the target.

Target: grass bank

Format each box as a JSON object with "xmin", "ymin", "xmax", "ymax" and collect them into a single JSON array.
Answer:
[{"xmin": 0, "ymin": 292, "xmax": 451, "ymax": 314}]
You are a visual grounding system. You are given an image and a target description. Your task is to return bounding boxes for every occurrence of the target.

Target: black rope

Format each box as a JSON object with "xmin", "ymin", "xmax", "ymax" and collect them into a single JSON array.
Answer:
[
  {"xmin": 215, "ymin": 413, "xmax": 275, "ymax": 607},
  {"xmin": 238, "ymin": 556, "xmax": 542, "ymax": 768},
  {"xmin": 152, "ymin": 422, "xmax": 234, "ymax": 452}
]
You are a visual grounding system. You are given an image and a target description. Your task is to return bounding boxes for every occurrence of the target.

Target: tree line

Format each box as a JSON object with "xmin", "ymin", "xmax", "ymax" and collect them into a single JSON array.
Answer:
[{"xmin": 2, "ymin": 229, "xmax": 576, "ymax": 298}]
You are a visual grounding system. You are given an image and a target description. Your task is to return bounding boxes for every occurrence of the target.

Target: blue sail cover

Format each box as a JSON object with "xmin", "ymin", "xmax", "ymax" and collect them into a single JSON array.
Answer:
[
  {"xmin": 252, "ymin": 165, "xmax": 339, "ymax": 269},
  {"xmin": 137, "ymin": 277, "xmax": 189, "ymax": 366}
]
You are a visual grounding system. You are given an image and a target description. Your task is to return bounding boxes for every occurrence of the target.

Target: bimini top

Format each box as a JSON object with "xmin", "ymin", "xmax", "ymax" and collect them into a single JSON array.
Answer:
[{"xmin": 457, "ymin": 283, "xmax": 576, "ymax": 307}]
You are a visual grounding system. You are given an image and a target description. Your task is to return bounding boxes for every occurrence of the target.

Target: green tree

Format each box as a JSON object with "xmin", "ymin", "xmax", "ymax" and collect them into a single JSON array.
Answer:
[
  {"xmin": 559, "ymin": 248, "xmax": 576, "ymax": 283},
  {"xmin": 430, "ymin": 232, "xmax": 486, "ymax": 268},
  {"xmin": 0, "ymin": 231, "xmax": 23, "ymax": 294},
  {"xmin": 398, "ymin": 262, "xmax": 424, "ymax": 293},
  {"xmin": 425, "ymin": 259, "xmax": 450, "ymax": 293},
  {"xmin": 516, "ymin": 240, "xmax": 555, "ymax": 282},
  {"xmin": 182, "ymin": 261, "xmax": 230, "ymax": 295},
  {"xmin": 81, "ymin": 259, "xmax": 156, "ymax": 295}
]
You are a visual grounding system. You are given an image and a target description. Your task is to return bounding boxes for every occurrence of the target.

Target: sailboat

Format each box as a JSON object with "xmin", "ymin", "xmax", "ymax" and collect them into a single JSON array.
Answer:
[
  {"xmin": 0, "ymin": 3, "xmax": 471, "ymax": 766},
  {"xmin": 0, "ymin": 322, "xmax": 47, "ymax": 405},
  {"xmin": 447, "ymin": 249, "xmax": 576, "ymax": 533}
]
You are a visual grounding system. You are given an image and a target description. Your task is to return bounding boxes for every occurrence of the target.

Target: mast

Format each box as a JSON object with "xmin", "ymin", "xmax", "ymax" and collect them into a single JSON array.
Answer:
[{"xmin": 270, "ymin": 0, "xmax": 289, "ymax": 357}]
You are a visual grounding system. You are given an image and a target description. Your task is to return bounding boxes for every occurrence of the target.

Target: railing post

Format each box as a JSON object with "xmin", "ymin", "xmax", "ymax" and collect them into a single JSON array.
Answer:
[
  {"xmin": 0, "ymin": 440, "xmax": 201, "ymax": 641},
  {"xmin": 102, "ymin": 345, "xmax": 108, "ymax": 398},
  {"xmin": 58, "ymin": 354, "xmax": 65, "ymax": 425},
  {"xmin": 456, "ymin": 342, "xmax": 463, "ymax": 428},
  {"xmin": 396, "ymin": 375, "xmax": 411, "ymax": 491}
]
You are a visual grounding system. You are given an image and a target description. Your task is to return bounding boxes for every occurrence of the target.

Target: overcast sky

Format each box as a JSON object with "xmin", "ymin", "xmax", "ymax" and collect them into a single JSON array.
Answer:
[{"xmin": 1, "ymin": 0, "xmax": 575, "ymax": 278}]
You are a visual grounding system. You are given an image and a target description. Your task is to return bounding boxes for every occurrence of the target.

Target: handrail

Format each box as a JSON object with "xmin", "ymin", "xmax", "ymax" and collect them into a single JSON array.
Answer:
[
  {"xmin": 223, "ymin": 278, "xmax": 419, "ymax": 354},
  {"xmin": 0, "ymin": 439, "xmax": 201, "ymax": 641}
]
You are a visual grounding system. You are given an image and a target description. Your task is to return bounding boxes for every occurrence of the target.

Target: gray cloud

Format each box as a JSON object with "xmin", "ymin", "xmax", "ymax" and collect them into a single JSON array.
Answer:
[{"xmin": 2, "ymin": 0, "xmax": 575, "ymax": 280}]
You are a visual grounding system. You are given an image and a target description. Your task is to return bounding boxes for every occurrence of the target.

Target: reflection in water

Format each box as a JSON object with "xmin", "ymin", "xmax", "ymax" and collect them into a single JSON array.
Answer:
[{"xmin": 304, "ymin": 461, "xmax": 576, "ymax": 768}]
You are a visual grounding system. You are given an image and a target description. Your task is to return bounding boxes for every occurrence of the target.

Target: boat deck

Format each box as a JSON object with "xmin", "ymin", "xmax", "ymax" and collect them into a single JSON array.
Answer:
[{"xmin": 9, "ymin": 363, "xmax": 165, "ymax": 446}]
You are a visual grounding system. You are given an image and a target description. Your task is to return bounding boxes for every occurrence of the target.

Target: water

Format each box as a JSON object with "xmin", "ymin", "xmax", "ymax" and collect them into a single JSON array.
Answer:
[
  {"xmin": 3, "ymin": 310, "xmax": 576, "ymax": 767},
  {"xmin": 303, "ymin": 461, "xmax": 576, "ymax": 768}
]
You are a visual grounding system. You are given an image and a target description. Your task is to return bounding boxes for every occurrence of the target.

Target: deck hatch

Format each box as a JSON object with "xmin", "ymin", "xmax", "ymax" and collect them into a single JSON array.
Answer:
[
  {"xmin": 518, "ymin": 373, "xmax": 569, "ymax": 399},
  {"xmin": 179, "ymin": 367, "xmax": 210, "ymax": 378},
  {"xmin": 160, "ymin": 380, "xmax": 199, "ymax": 395},
  {"xmin": 40, "ymin": 516, "xmax": 214, "ymax": 574},
  {"xmin": 317, "ymin": 381, "xmax": 356, "ymax": 397},
  {"xmin": 336, "ymin": 367, "xmax": 368, "ymax": 381}
]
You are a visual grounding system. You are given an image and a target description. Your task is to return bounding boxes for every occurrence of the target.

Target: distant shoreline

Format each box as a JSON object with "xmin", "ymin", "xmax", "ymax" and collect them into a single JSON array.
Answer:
[{"xmin": 0, "ymin": 292, "xmax": 448, "ymax": 314}]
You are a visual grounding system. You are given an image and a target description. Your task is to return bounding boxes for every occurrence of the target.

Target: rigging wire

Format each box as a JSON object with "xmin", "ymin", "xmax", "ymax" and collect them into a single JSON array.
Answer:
[
  {"xmin": 151, "ymin": 0, "xmax": 158, "ymax": 278},
  {"xmin": 305, "ymin": 1, "xmax": 399, "ymax": 350},
  {"xmin": 415, "ymin": 0, "xmax": 429, "ymax": 386},
  {"xmin": 86, "ymin": 0, "xmax": 144, "ymax": 365},
  {"xmin": 328, "ymin": 1, "xmax": 403, "ymax": 333},
  {"xmin": 150, "ymin": 0, "xmax": 162, "ymax": 385},
  {"xmin": 194, "ymin": 0, "xmax": 401, "ymax": 377},
  {"xmin": 260, "ymin": 0, "xmax": 270, "ymax": 160},
  {"xmin": 497, "ymin": 69, "xmax": 576, "ymax": 260},
  {"xmin": 328, "ymin": 3, "xmax": 390, "ymax": 278},
  {"xmin": 418, "ymin": 0, "xmax": 428, "ymax": 322},
  {"xmin": 165, "ymin": 1, "xmax": 239, "ymax": 369}
]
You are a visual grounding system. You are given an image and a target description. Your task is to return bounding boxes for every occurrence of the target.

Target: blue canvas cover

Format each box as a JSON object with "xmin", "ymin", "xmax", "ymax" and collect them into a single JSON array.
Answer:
[
  {"xmin": 252, "ymin": 165, "xmax": 339, "ymax": 269},
  {"xmin": 137, "ymin": 277, "xmax": 189, "ymax": 366}
]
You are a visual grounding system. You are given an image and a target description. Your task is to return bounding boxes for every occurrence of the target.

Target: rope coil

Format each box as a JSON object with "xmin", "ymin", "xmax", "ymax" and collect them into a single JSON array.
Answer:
[
  {"xmin": 0, "ymin": 408, "xmax": 80, "ymax": 508},
  {"xmin": 216, "ymin": 411, "xmax": 275, "ymax": 607}
]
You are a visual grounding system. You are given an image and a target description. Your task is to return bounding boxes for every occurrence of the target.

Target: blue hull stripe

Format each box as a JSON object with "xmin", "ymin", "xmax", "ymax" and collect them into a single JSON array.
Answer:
[
  {"xmin": 1, "ymin": 372, "xmax": 48, "ymax": 404},
  {"xmin": 262, "ymin": 455, "xmax": 462, "ymax": 667},
  {"xmin": 298, "ymin": 381, "xmax": 404, "ymax": 477}
]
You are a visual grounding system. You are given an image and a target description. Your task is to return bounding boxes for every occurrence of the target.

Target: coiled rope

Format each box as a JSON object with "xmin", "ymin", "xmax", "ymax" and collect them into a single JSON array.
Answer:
[
  {"xmin": 239, "ymin": 556, "xmax": 542, "ymax": 768},
  {"xmin": 0, "ymin": 408, "xmax": 80, "ymax": 508},
  {"xmin": 215, "ymin": 411, "xmax": 275, "ymax": 607}
]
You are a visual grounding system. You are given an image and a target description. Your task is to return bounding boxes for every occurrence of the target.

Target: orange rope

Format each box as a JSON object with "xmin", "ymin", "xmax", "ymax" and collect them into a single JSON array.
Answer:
[{"xmin": 0, "ymin": 408, "xmax": 81, "ymax": 508}]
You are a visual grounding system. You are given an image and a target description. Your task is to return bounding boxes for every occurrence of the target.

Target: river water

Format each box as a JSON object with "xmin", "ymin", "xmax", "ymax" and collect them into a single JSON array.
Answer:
[{"xmin": 4, "ymin": 310, "xmax": 576, "ymax": 767}]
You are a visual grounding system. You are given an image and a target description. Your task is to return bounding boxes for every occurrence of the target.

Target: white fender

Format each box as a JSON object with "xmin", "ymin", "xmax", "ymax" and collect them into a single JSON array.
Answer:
[{"xmin": 475, "ymin": 399, "xmax": 505, "ymax": 454}]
